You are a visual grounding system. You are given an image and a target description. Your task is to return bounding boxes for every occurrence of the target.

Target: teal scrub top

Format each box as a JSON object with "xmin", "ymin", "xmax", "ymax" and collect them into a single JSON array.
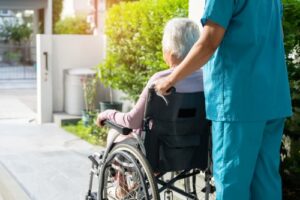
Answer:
[{"xmin": 201, "ymin": 0, "xmax": 292, "ymax": 121}]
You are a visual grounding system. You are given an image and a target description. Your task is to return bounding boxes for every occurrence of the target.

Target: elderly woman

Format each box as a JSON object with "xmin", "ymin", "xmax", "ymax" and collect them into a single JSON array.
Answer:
[
  {"xmin": 97, "ymin": 18, "xmax": 204, "ymax": 143},
  {"xmin": 96, "ymin": 18, "xmax": 203, "ymax": 199}
]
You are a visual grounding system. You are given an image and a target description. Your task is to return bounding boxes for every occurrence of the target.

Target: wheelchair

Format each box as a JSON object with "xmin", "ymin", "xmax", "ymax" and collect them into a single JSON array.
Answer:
[{"xmin": 86, "ymin": 87, "xmax": 215, "ymax": 200}]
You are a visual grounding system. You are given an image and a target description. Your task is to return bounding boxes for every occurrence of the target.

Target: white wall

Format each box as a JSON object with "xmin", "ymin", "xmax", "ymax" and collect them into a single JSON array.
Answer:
[
  {"xmin": 61, "ymin": 0, "xmax": 75, "ymax": 18},
  {"xmin": 0, "ymin": 0, "xmax": 47, "ymax": 9},
  {"xmin": 51, "ymin": 35, "xmax": 105, "ymax": 112},
  {"xmin": 62, "ymin": 0, "xmax": 93, "ymax": 19},
  {"xmin": 44, "ymin": 0, "xmax": 53, "ymax": 34},
  {"xmin": 188, "ymin": 0, "xmax": 205, "ymax": 31},
  {"xmin": 37, "ymin": 35, "xmax": 53, "ymax": 123},
  {"xmin": 73, "ymin": 0, "xmax": 92, "ymax": 16}
]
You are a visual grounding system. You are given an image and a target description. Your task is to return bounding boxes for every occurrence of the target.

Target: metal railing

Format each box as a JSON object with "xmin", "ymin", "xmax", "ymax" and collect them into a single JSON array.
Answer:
[{"xmin": 0, "ymin": 43, "xmax": 36, "ymax": 80}]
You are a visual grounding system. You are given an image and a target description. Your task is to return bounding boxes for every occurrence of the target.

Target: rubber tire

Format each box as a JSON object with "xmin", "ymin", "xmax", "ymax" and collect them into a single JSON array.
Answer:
[{"xmin": 98, "ymin": 143, "xmax": 160, "ymax": 200}]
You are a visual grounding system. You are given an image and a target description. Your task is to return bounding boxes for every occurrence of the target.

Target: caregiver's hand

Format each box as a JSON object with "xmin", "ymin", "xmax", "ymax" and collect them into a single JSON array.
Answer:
[{"xmin": 155, "ymin": 75, "xmax": 175, "ymax": 96}]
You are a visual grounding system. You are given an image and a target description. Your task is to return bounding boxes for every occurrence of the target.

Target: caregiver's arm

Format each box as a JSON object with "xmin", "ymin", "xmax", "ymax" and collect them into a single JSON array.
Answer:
[{"xmin": 155, "ymin": 20, "xmax": 226, "ymax": 94}]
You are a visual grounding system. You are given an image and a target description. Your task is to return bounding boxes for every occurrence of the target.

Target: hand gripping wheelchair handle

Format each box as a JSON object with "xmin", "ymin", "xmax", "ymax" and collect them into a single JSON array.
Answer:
[{"xmin": 104, "ymin": 120, "xmax": 132, "ymax": 135}]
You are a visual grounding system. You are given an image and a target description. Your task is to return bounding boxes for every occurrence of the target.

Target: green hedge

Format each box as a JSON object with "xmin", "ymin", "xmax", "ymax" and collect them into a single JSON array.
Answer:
[
  {"xmin": 53, "ymin": 0, "xmax": 63, "ymax": 32},
  {"xmin": 283, "ymin": 0, "xmax": 300, "ymax": 136},
  {"xmin": 54, "ymin": 16, "xmax": 92, "ymax": 35},
  {"xmin": 98, "ymin": 0, "xmax": 189, "ymax": 101},
  {"xmin": 63, "ymin": 120, "xmax": 108, "ymax": 146},
  {"xmin": 106, "ymin": 0, "xmax": 137, "ymax": 9},
  {"xmin": 281, "ymin": 1, "xmax": 300, "ymax": 198},
  {"xmin": 0, "ymin": 22, "xmax": 32, "ymax": 44}
]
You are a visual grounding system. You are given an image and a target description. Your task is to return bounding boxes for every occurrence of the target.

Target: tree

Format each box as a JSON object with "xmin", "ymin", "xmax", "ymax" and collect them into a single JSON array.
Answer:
[
  {"xmin": 98, "ymin": 0, "xmax": 189, "ymax": 101},
  {"xmin": 106, "ymin": 0, "xmax": 138, "ymax": 9},
  {"xmin": 53, "ymin": 0, "xmax": 63, "ymax": 32},
  {"xmin": 54, "ymin": 16, "xmax": 92, "ymax": 34}
]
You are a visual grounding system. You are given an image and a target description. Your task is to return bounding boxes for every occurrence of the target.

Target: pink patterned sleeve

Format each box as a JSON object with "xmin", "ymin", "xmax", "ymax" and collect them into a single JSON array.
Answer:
[{"xmin": 99, "ymin": 86, "xmax": 149, "ymax": 129}]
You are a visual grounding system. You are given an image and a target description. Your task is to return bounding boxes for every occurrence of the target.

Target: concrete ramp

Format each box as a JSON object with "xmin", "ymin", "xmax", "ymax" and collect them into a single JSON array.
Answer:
[
  {"xmin": 0, "ymin": 123, "xmax": 102, "ymax": 200},
  {"xmin": 0, "ymin": 163, "xmax": 30, "ymax": 200}
]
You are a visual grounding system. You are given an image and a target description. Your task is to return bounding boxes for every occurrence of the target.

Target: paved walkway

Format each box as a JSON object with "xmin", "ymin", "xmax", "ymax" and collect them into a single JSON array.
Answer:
[
  {"xmin": 0, "ymin": 87, "xmax": 36, "ymax": 123},
  {"xmin": 0, "ymin": 123, "xmax": 214, "ymax": 200},
  {"xmin": 0, "ymin": 87, "xmax": 214, "ymax": 200},
  {"xmin": 0, "ymin": 66, "xmax": 36, "ymax": 80},
  {"xmin": 0, "ymin": 163, "xmax": 31, "ymax": 200},
  {"xmin": 0, "ymin": 86, "xmax": 103, "ymax": 200},
  {"xmin": 0, "ymin": 80, "xmax": 36, "ymax": 90},
  {"xmin": 0, "ymin": 123, "xmax": 102, "ymax": 200}
]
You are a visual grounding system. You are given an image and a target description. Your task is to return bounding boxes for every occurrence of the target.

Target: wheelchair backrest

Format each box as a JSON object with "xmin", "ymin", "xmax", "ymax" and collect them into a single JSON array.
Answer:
[{"xmin": 143, "ymin": 88, "xmax": 210, "ymax": 172}]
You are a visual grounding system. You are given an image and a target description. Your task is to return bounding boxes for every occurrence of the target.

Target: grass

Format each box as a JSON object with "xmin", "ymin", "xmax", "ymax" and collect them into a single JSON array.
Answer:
[{"xmin": 63, "ymin": 120, "xmax": 108, "ymax": 146}]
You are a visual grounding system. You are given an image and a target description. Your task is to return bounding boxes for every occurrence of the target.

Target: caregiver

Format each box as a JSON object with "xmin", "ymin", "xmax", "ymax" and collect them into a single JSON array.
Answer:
[{"xmin": 155, "ymin": 0, "xmax": 292, "ymax": 200}]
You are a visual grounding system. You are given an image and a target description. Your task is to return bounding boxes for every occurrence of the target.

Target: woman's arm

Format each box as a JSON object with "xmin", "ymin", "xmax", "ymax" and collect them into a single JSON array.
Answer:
[
  {"xmin": 155, "ymin": 20, "xmax": 226, "ymax": 95},
  {"xmin": 97, "ymin": 86, "xmax": 148, "ymax": 129}
]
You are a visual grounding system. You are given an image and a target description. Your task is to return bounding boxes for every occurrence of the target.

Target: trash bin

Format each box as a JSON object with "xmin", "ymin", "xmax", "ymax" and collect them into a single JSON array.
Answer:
[{"xmin": 64, "ymin": 68, "xmax": 96, "ymax": 115}]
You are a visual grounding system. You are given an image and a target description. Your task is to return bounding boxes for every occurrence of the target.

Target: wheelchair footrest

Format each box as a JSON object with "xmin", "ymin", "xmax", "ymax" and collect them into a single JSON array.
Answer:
[
  {"xmin": 88, "ymin": 151, "xmax": 105, "ymax": 168},
  {"xmin": 88, "ymin": 155, "xmax": 99, "ymax": 168},
  {"xmin": 201, "ymin": 184, "xmax": 216, "ymax": 193},
  {"xmin": 164, "ymin": 189, "xmax": 173, "ymax": 200},
  {"xmin": 85, "ymin": 192, "xmax": 97, "ymax": 200}
]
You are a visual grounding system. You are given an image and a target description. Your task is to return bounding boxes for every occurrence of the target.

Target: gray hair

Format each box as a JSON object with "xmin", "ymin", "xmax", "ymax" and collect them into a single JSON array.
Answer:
[{"xmin": 162, "ymin": 18, "xmax": 200, "ymax": 60}]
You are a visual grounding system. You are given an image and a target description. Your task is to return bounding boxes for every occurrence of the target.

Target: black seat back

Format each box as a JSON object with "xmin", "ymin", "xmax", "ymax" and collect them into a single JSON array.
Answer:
[{"xmin": 143, "ymin": 88, "xmax": 210, "ymax": 172}]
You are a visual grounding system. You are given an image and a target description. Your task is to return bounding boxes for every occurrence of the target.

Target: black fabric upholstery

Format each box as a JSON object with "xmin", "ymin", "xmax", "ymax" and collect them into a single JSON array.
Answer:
[{"xmin": 143, "ymin": 88, "xmax": 210, "ymax": 172}]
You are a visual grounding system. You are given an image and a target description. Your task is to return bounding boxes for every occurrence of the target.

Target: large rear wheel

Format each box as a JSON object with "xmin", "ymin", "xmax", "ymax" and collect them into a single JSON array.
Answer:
[{"xmin": 98, "ymin": 144, "xmax": 159, "ymax": 200}]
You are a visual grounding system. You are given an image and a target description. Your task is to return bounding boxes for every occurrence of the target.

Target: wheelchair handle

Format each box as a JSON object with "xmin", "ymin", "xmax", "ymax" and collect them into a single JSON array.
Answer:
[
  {"xmin": 166, "ymin": 86, "xmax": 176, "ymax": 94},
  {"xmin": 149, "ymin": 84, "xmax": 176, "ymax": 94},
  {"xmin": 104, "ymin": 120, "xmax": 132, "ymax": 135}
]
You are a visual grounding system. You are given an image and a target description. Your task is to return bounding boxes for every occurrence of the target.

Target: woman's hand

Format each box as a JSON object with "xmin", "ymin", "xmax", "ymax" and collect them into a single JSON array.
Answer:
[
  {"xmin": 96, "ymin": 113, "xmax": 106, "ymax": 127},
  {"xmin": 154, "ymin": 75, "xmax": 175, "ymax": 95}
]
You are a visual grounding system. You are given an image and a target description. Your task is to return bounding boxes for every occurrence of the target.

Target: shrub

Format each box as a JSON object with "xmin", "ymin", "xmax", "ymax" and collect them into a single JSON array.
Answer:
[
  {"xmin": 106, "ymin": 0, "xmax": 137, "ymax": 9},
  {"xmin": 10, "ymin": 24, "xmax": 32, "ymax": 44},
  {"xmin": 283, "ymin": 0, "xmax": 300, "ymax": 137},
  {"xmin": 0, "ymin": 21, "xmax": 32, "ymax": 44},
  {"xmin": 63, "ymin": 120, "xmax": 108, "ymax": 146},
  {"xmin": 98, "ymin": 0, "xmax": 189, "ymax": 101},
  {"xmin": 3, "ymin": 51, "xmax": 22, "ymax": 64},
  {"xmin": 81, "ymin": 76, "xmax": 97, "ymax": 112},
  {"xmin": 281, "ymin": 1, "xmax": 300, "ymax": 199},
  {"xmin": 54, "ymin": 16, "xmax": 92, "ymax": 34},
  {"xmin": 53, "ymin": 0, "xmax": 63, "ymax": 31}
]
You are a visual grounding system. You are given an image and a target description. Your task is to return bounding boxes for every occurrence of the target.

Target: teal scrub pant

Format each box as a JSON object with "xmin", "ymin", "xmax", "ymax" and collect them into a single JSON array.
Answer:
[{"xmin": 212, "ymin": 118, "xmax": 285, "ymax": 200}]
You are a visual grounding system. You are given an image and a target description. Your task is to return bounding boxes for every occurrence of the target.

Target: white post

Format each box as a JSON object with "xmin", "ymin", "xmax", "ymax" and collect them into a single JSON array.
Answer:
[
  {"xmin": 36, "ymin": 35, "xmax": 53, "ymax": 123},
  {"xmin": 98, "ymin": 0, "xmax": 106, "ymax": 34},
  {"xmin": 31, "ymin": 9, "xmax": 39, "ymax": 62},
  {"xmin": 44, "ymin": 0, "xmax": 53, "ymax": 34},
  {"xmin": 33, "ymin": 10, "xmax": 39, "ymax": 35},
  {"xmin": 188, "ymin": 0, "xmax": 205, "ymax": 31}
]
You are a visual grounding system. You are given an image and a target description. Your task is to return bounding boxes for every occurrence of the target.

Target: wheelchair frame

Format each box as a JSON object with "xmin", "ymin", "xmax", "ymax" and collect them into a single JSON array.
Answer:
[{"xmin": 85, "ymin": 120, "xmax": 214, "ymax": 200}]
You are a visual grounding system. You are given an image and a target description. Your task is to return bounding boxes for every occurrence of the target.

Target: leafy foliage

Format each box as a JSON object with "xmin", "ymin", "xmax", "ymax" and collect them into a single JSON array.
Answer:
[
  {"xmin": 281, "ymin": 1, "xmax": 300, "ymax": 199},
  {"xmin": 10, "ymin": 24, "xmax": 32, "ymax": 44},
  {"xmin": 0, "ymin": 21, "xmax": 32, "ymax": 44},
  {"xmin": 81, "ymin": 77, "xmax": 97, "ymax": 112},
  {"xmin": 63, "ymin": 120, "xmax": 108, "ymax": 146},
  {"xmin": 0, "ymin": 20, "xmax": 13, "ymax": 42},
  {"xmin": 98, "ymin": 0, "xmax": 188, "ymax": 101},
  {"xmin": 53, "ymin": 0, "xmax": 63, "ymax": 32},
  {"xmin": 3, "ymin": 51, "xmax": 22, "ymax": 63},
  {"xmin": 54, "ymin": 16, "xmax": 92, "ymax": 34},
  {"xmin": 106, "ymin": 0, "xmax": 137, "ymax": 9},
  {"xmin": 283, "ymin": 0, "xmax": 300, "ymax": 136}
]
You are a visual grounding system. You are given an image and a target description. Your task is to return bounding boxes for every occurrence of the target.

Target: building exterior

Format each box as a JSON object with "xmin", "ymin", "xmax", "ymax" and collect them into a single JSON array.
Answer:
[
  {"xmin": 0, "ymin": 0, "xmax": 53, "ymax": 34},
  {"xmin": 61, "ymin": 0, "xmax": 92, "ymax": 18},
  {"xmin": 61, "ymin": 0, "xmax": 105, "ymax": 35},
  {"xmin": 0, "ymin": 9, "xmax": 17, "ymax": 23}
]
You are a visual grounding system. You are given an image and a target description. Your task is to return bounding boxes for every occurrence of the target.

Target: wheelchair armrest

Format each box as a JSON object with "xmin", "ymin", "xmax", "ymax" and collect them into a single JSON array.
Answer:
[{"xmin": 104, "ymin": 120, "xmax": 132, "ymax": 135}]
